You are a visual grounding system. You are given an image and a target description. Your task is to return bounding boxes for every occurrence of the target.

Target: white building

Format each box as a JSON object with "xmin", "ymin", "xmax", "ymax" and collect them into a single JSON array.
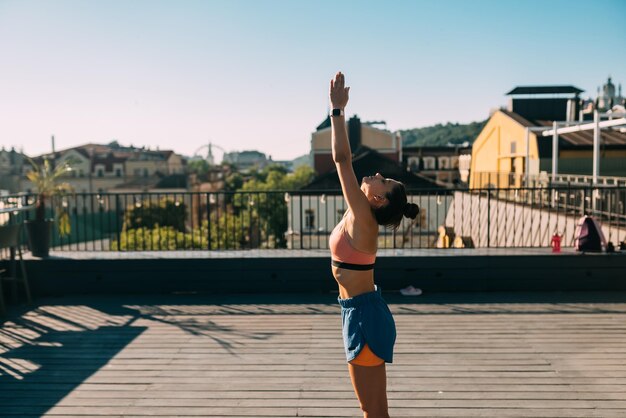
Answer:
[{"xmin": 286, "ymin": 192, "xmax": 450, "ymax": 249}]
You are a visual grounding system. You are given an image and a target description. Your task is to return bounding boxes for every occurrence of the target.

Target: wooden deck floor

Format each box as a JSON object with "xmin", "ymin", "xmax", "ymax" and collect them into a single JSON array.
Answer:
[{"xmin": 1, "ymin": 291, "xmax": 626, "ymax": 417}]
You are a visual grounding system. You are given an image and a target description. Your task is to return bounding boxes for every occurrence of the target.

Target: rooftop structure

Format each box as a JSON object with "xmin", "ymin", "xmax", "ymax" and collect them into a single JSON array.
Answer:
[
  {"xmin": 2, "ymin": 291, "xmax": 625, "ymax": 417},
  {"xmin": 311, "ymin": 115, "xmax": 402, "ymax": 176},
  {"xmin": 301, "ymin": 146, "xmax": 440, "ymax": 191},
  {"xmin": 23, "ymin": 143, "xmax": 187, "ymax": 193},
  {"xmin": 472, "ymin": 81, "xmax": 626, "ymax": 189},
  {"xmin": 506, "ymin": 85, "xmax": 584, "ymax": 95}
]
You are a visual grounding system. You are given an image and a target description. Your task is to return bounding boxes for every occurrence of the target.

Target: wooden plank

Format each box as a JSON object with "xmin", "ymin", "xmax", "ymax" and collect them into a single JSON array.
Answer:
[
  {"xmin": 2, "ymin": 390, "xmax": 626, "ymax": 400},
  {"xmin": 1, "ymin": 292, "xmax": 626, "ymax": 417}
]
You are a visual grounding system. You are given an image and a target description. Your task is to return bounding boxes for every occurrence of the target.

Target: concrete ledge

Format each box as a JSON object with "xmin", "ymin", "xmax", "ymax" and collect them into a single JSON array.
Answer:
[{"xmin": 6, "ymin": 250, "xmax": 626, "ymax": 296}]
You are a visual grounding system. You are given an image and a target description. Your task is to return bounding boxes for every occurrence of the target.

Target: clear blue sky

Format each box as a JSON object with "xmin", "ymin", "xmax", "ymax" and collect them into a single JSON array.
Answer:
[{"xmin": 1, "ymin": 0, "xmax": 624, "ymax": 161}]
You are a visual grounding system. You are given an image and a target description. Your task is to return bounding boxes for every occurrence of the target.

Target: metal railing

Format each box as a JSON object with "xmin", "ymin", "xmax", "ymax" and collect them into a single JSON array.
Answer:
[
  {"xmin": 473, "ymin": 171, "xmax": 626, "ymax": 189},
  {"xmin": 0, "ymin": 198, "xmax": 35, "ymax": 260},
  {"xmin": 449, "ymin": 186, "xmax": 626, "ymax": 248},
  {"xmin": 553, "ymin": 174, "xmax": 626, "ymax": 187},
  {"xmin": 1, "ymin": 186, "xmax": 625, "ymax": 252}
]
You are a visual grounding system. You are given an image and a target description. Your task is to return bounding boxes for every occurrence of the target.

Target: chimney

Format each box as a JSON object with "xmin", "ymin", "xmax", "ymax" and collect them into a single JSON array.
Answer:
[
  {"xmin": 51, "ymin": 135, "xmax": 55, "ymax": 153},
  {"xmin": 566, "ymin": 98, "xmax": 579, "ymax": 122},
  {"xmin": 348, "ymin": 116, "xmax": 361, "ymax": 152}
]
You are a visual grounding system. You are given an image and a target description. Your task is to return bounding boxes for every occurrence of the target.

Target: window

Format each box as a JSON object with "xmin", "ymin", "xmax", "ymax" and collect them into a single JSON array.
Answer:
[
  {"xmin": 143, "ymin": 168, "xmax": 149, "ymax": 177},
  {"xmin": 134, "ymin": 168, "xmax": 141, "ymax": 176},
  {"xmin": 423, "ymin": 157, "xmax": 436, "ymax": 170},
  {"xmin": 97, "ymin": 169, "xmax": 104, "ymax": 177},
  {"xmin": 305, "ymin": 209, "xmax": 315, "ymax": 230},
  {"xmin": 510, "ymin": 141, "xmax": 517, "ymax": 154},
  {"xmin": 438, "ymin": 157, "xmax": 450, "ymax": 170},
  {"xmin": 408, "ymin": 156, "xmax": 420, "ymax": 172},
  {"xmin": 115, "ymin": 168, "xmax": 122, "ymax": 177}
]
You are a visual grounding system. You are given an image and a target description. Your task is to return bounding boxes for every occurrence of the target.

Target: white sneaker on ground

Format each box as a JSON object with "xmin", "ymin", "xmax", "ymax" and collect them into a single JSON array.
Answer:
[{"xmin": 400, "ymin": 285, "xmax": 422, "ymax": 296}]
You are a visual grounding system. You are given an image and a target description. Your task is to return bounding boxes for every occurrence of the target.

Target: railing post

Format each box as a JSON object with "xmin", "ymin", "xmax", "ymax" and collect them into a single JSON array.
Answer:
[
  {"xmin": 487, "ymin": 189, "xmax": 491, "ymax": 248},
  {"xmin": 593, "ymin": 109, "xmax": 600, "ymax": 186},
  {"xmin": 116, "ymin": 194, "xmax": 121, "ymax": 251},
  {"xmin": 551, "ymin": 121, "xmax": 559, "ymax": 184},
  {"xmin": 525, "ymin": 127, "xmax": 530, "ymax": 187},
  {"xmin": 207, "ymin": 193, "xmax": 212, "ymax": 250},
  {"xmin": 299, "ymin": 194, "xmax": 303, "ymax": 250}
]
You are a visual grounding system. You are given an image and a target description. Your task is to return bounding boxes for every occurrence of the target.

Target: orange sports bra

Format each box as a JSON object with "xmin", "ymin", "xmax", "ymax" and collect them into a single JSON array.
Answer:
[{"xmin": 329, "ymin": 219, "xmax": 376, "ymax": 271}]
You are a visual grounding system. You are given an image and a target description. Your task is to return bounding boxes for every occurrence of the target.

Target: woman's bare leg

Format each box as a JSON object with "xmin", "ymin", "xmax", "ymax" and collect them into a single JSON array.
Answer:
[{"xmin": 348, "ymin": 362, "xmax": 390, "ymax": 418}]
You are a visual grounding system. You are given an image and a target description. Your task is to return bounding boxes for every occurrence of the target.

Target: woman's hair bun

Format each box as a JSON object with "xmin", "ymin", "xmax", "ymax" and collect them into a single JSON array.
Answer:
[{"xmin": 403, "ymin": 203, "xmax": 420, "ymax": 219}]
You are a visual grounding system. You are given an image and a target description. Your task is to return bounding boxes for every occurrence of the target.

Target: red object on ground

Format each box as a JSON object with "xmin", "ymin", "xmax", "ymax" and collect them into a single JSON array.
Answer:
[{"xmin": 551, "ymin": 233, "xmax": 562, "ymax": 253}]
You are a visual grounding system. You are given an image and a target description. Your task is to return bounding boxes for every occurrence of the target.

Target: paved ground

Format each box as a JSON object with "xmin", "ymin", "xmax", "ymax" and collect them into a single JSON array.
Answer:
[{"xmin": 1, "ymin": 291, "xmax": 626, "ymax": 417}]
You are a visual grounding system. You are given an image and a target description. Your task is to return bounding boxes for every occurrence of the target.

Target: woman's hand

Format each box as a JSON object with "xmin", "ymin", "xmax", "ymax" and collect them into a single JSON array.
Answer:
[{"xmin": 329, "ymin": 71, "xmax": 350, "ymax": 110}]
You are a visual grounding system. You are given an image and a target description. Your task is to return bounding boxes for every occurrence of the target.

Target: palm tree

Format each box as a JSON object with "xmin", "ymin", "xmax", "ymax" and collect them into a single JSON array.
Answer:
[{"xmin": 25, "ymin": 157, "xmax": 74, "ymax": 256}]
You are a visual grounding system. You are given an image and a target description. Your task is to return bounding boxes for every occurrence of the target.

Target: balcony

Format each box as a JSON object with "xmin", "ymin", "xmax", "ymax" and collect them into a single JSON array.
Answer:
[
  {"xmin": 0, "ymin": 187, "xmax": 624, "ymax": 295},
  {"xmin": 1, "ymin": 189, "xmax": 626, "ymax": 416}
]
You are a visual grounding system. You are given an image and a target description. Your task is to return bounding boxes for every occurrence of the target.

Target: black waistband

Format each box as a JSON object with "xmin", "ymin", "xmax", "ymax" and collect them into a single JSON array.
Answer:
[{"xmin": 331, "ymin": 259, "xmax": 375, "ymax": 271}]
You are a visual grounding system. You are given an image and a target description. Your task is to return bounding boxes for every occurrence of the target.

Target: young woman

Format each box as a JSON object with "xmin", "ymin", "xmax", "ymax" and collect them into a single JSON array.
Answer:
[{"xmin": 328, "ymin": 71, "xmax": 419, "ymax": 418}]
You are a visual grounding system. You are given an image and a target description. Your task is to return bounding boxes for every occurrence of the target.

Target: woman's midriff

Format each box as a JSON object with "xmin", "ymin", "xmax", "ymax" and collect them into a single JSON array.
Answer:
[{"xmin": 332, "ymin": 266, "xmax": 376, "ymax": 299}]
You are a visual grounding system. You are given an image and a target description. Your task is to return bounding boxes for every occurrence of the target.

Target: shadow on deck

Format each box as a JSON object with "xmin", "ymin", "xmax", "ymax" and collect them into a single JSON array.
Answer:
[{"xmin": 2, "ymin": 291, "xmax": 626, "ymax": 417}]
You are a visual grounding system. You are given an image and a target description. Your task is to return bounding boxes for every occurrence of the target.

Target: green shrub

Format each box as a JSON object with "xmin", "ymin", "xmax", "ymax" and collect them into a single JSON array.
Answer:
[
  {"xmin": 123, "ymin": 197, "xmax": 187, "ymax": 232},
  {"xmin": 112, "ymin": 212, "xmax": 259, "ymax": 250}
]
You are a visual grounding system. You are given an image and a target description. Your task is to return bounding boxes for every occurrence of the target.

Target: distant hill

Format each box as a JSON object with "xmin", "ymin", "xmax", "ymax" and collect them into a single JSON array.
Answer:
[{"xmin": 399, "ymin": 120, "xmax": 487, "ymax": 147}]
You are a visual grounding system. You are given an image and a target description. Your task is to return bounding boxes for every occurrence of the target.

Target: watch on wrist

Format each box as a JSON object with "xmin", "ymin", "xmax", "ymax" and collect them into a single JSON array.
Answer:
[{"xmin": 330, "ymin": 108, "xmax": 344, "ymax": 117}]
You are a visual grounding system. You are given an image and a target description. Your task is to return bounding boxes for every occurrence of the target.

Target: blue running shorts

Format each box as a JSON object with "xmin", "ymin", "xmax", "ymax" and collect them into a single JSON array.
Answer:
[{"xmin": 338, "ymin": 285, "xmax": 396, "ymax": 363}]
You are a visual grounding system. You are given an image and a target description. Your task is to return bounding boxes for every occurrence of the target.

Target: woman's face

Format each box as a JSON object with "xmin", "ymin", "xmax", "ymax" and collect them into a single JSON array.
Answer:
[{"xmin": 361, "ymin": 173, "xmax": 400, "ymax": 208}]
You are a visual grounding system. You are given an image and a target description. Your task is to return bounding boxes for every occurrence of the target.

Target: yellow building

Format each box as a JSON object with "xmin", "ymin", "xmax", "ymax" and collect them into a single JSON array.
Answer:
[
  {"xmin": 470, "ymin": 86, "xmax": 626, "ymax": 189},
  {"xmin": 470, "ymin": 110, "xmax": 541, "ymax": 188}
]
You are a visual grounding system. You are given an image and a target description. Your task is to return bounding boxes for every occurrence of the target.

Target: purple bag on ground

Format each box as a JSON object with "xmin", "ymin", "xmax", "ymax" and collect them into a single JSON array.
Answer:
[{"xmin": 574, "ymin": 215, "xmax": 607, "ymax": 252}]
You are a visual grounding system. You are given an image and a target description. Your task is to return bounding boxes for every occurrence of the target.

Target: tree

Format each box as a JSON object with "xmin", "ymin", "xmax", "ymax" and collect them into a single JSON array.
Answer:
[
  {"xmin": 25, "ymin": 157, "xmax": 74, "ymax": 236},
  {"xmin": 400, "ymin": 120, "xmax": 487, "ymax": 147},
  {"xmin": 187, "ymin": 159, "xmax": 210, "ymax": 177},
  {"xmin": 123, "ymin": 197, "xmax": 187, "ymax": 232},
  {"xmin": 241, "ymin": 164, "xmax": 313, "ymax": 191},
  {"xmin": 239, "ymin": 165, "xmax": 315, "ymax": 248},
  {"xmin": 112, "ymin": 164, "xmax": 317, "ymax": 250},
  {"xmin": 224, "ymin": 172, "xmax": 244, "ymax": 192}
]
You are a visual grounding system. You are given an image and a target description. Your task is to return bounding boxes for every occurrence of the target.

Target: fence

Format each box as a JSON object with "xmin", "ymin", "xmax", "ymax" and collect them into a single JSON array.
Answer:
[
  {"xmin": 473, "ymin": 171, "xmax": 626, "ymax": 189},
  {"xmin": 1, "ymin": 186, "xmax": 625, "ymax": 253},
  {"xmin": 447, "ymin": 187, "xmax": 626, "ymax": 247}
]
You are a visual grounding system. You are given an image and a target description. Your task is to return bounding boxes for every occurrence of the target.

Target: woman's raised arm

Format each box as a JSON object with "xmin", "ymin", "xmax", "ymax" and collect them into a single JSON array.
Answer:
[{"xmin": 329, "ymin": 72, "xmax": 373, "ymax": 223}]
